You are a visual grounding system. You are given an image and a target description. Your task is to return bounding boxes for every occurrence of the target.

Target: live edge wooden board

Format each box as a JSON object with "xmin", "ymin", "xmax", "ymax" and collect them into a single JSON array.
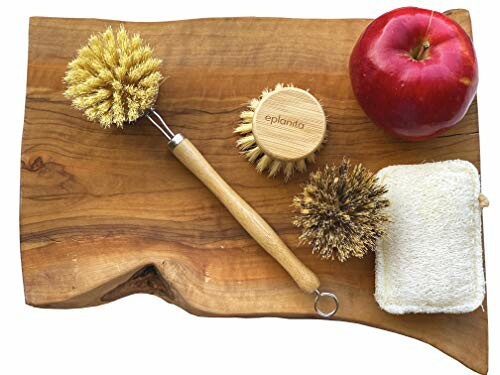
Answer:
[{"xmin": 20, "ymin": 10, "xmax": 487, "ymax": 374}]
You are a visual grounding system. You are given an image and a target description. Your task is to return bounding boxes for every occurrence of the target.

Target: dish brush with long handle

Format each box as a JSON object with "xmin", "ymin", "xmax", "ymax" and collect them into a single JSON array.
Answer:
[{"xmin": 64, "ymin": 25, "xmax": 338, "ymax": 317}]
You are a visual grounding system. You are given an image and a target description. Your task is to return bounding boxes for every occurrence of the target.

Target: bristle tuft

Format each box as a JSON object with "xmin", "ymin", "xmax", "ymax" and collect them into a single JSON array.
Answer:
[
  {"xmin": 268, "ymin": 159, "xmax": 282, "ymax": 176},
  {"xmin": 256, "ymin": 154, "xmax": 272, "ymax": 174},
  {"xmin": 283, "ymin": 162, "xmax": 295, "ymax": 180},
  {"xmin": 64, "ymin": 25, "xmax": 163, "ymax": 127},
  {"xmin": 296, "ymin": 159, "xmax": 307, "ymax": 173},
  {"xmin": 246, "ymin": 147, "xmax": 263, "ymax": 162},
  {"xmin": 292, "ymin": 159, "xmax": 390, "ymax": 262},
  {"xmin": 234, "ymin": 122, "xmax": 253, "ymax": 134},
  {"xmin": 236, "ymin": 134, "xmax": 256, "ymax": 151}
]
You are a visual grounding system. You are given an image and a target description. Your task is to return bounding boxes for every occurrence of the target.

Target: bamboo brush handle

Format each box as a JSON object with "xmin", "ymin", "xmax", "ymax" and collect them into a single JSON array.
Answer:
[{"xmin": 169, "ymin": 135, "xmax": 321, "ymax": 294}]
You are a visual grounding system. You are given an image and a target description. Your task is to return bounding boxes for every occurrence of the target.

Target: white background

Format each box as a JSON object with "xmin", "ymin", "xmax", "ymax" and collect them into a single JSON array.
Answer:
[{"xmin": 1, "ymin": 0, "xmax": 498, "ymax": 374}]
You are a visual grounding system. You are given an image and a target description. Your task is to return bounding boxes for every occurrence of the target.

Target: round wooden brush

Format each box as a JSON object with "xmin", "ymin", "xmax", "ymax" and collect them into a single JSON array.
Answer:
[
  {"xmin": 64, "ymin": 26, "xmax": 338, "ymax": 317},
  {"xmin": 235, "ymin": 84, "xmax": 327, "ymax": 180}
]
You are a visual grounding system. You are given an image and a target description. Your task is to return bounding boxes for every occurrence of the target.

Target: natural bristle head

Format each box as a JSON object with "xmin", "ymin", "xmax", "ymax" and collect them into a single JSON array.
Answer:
[
  {"xmin": 64, "ymin": 26, "xmax": 163, "ymax": 128},
  {"xmin": 292, "ymin": 159, "xmax": 390, "ymax": 262}
]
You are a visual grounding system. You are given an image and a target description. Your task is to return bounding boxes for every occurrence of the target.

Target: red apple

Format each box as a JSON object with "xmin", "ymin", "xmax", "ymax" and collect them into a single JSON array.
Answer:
[{"xmin": 349, "ymin": 7, "xmax": 478, "ymax": 141}]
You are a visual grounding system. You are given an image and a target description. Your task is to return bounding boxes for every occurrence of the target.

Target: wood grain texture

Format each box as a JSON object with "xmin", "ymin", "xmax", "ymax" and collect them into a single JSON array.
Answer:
[{"xmin": 20, "ymin": 10, "xmax": 487, "ymax": 374}]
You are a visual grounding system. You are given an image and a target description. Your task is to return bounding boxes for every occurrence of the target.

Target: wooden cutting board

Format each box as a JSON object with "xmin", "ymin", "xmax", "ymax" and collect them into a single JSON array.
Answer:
[{"xmin": 20, "ymin": 10, "xmax": 487, "ymax": 374}]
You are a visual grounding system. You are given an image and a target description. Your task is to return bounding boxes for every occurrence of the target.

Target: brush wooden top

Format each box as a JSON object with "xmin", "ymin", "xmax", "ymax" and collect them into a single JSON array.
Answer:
[{"xmin": 252, "ymin": 87, "xmax": 326, "ymax": 162}]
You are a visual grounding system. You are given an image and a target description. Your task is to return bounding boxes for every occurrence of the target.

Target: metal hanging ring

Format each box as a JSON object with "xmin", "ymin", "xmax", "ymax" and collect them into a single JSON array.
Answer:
[{"xmin": 313, "ymin": 289, "xmax": 339, "ymax": 318}]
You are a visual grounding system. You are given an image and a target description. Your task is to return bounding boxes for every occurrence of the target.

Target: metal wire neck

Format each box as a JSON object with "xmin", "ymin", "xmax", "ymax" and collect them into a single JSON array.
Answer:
[{"xmin": 146, "ymin": 109, "xmax": 176, "ymax": 141}]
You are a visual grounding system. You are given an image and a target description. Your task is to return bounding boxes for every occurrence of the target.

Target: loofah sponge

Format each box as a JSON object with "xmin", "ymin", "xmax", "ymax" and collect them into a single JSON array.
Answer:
[{"xmin": 375, "ymin": 160, "xmax": 486, "ymax": 314}]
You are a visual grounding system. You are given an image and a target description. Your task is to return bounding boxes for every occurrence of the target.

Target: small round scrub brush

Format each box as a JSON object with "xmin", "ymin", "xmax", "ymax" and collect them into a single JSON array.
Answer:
[
  {"xmin": 64, "ymin": 26, "xmax": 338, "ymax": 317},
  {"xmin": 293, "ymin": 159, "xmax": 390, "ymax": 262},
  {"xmin": 235, "ymin": 84, "xmax": 327, "ymax": 180}
]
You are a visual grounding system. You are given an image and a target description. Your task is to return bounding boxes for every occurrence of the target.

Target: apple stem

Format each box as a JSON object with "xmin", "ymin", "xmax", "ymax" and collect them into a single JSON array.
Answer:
[{"xmin": 416, "ymin": 41, "xmax": 430, "ymax": 61}]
